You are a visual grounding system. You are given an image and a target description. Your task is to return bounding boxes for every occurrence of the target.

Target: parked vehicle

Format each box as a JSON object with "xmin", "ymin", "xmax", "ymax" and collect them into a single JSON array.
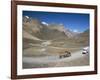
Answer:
[{"xmin": 82, "ymin": 47, "xmax": 89, "ymax": 54}]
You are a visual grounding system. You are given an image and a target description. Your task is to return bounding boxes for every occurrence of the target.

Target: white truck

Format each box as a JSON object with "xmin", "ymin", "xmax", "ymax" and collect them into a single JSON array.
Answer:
[{"xmin": 82, "ymin": 47, "xmax": 89, "ymax": 54}]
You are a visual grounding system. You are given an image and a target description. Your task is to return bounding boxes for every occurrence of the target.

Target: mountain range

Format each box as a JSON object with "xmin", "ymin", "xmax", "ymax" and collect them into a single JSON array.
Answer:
[{"xmin": 23, "ymin": 16, "xmax": 89, "ymax": 49}]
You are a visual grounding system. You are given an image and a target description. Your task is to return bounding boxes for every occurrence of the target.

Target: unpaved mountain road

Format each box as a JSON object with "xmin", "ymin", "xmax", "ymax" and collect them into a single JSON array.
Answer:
[{"xmin": 23, "ymin": 50, "xmax": 89, "ymax": 64}]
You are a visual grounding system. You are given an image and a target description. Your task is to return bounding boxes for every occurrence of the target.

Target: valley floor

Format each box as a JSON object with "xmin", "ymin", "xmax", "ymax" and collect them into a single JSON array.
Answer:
[{"xmin": 23, "ymin": 49, "xmax": 89, "ymax": 69}]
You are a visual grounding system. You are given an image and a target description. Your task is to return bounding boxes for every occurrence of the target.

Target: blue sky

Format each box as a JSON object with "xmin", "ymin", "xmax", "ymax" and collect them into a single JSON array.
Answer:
[{"xmin": 23, "ymin": 11, "xmax": 89, "ymax": 32}]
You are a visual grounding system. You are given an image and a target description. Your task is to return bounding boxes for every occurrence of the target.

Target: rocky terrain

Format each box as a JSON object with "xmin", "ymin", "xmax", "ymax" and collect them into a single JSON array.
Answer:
[{"xmin": 22, "ymin": 16, "xmax": 89, "ymax": 69}]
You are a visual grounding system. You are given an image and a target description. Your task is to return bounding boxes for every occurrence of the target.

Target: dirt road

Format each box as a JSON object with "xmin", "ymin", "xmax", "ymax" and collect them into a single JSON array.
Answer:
[{"xmin": 23, "ymin": 50, "xmax": 89, "ymax": 68}]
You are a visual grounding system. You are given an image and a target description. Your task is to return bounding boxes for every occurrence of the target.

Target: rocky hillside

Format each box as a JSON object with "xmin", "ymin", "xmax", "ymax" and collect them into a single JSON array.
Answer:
[
  {"xmin": 23, "ymin": 16, "xmax": 77, "ymax": 40},
  {"xmin": 72, "ymin": 29, "xmax": 89, "ymax": 46}
]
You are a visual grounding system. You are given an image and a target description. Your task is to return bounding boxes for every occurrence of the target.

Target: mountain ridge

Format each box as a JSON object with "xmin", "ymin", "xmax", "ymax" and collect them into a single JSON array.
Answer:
[{"xmin": 23, "ymin": 16, "xmax": 80, "ymax": 40}]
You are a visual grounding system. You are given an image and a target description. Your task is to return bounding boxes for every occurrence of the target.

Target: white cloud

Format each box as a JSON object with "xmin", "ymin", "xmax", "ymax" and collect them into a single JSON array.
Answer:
[
  {"xmin": 73, "ymin": 29, "xmax": 79, "ymax": 33},
  {"xmin": 25, "ymin": 16, "xmax": 29, "ymax": 19},
  {"xmin": 59, "ymin": 23, "xmax": 63, "ymax": 26},
  {"xmin": 41, "ymin": 21, "xmax": 48, "ymax": 26}
]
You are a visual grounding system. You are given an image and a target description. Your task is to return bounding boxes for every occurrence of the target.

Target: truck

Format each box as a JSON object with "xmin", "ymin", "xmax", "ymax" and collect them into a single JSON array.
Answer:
[
  {"xmin": 59, "ymin": 51, "xmax": 71, "ymax": 59},
  {"xmin": 82, "ymin": 47, "xmax": 89, "ymax": 54}
]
